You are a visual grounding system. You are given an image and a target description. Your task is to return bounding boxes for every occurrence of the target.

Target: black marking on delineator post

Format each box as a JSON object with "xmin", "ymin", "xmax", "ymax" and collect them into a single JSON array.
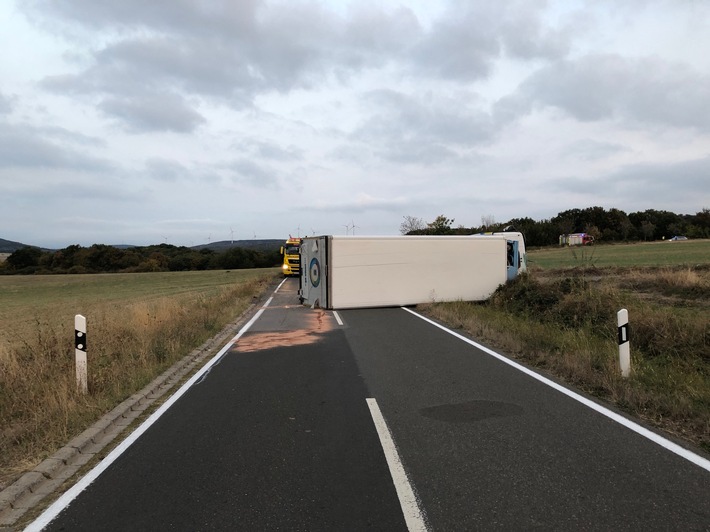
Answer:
[
  {"xmin": 75, "ymin": 314, "xmax": 88, "ymax": 393},
  {"xmin": 617, "ymin": 323, "xmax": 629, "ymax": 345},
  {"xmin": 617, "ymin": 309, "xmax": 630, "ymax": 377},
  {"xmin": 75, "ymin": 329, "xmax": 87, "ymax": 351}
]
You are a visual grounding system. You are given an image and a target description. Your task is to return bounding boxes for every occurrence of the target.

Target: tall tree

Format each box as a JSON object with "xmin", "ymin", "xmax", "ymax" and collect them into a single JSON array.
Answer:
[
  {"xmin": 6, "ymin": 247, "xmax": 43, "ymax": 270},
  {"xmin": 427, "ymin": 215, "xmax": 455, "ymax": 235},
  {"xmin": 400, "ymin": 215, "xmax": 426, "ymax": 235}
]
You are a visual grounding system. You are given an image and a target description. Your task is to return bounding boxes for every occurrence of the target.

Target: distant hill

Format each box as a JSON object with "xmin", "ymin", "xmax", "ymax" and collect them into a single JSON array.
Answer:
[
  {"xmin": 0, "ymin": 238, "xmax": 31, "ymax": 253},
  {"xmin": 191, "ymin": 239, "xmax": 283, "ymax": 252},
  {"xmin": 0, "ymin": 237, "xmax": 285, "ymax": 255}
]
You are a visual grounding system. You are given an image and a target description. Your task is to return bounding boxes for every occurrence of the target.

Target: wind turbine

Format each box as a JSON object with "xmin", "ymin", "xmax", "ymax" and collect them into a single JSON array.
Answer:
[
  {"xmin": 230, "ymin": 227, "xmax": 234, "ymax": 244},
  {"xmin": 351, "ymin": 220, "xmax": 360, "ymax": 235},
  {"xmin": 342, "ymin": 223, "xmax": 351, "ymax": 235}
]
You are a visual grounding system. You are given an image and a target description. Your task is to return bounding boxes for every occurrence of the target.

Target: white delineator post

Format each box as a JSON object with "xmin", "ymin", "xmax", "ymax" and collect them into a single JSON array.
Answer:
[
  {"xmin": 75, "ymin": 314, "xmax": 87, "ymax": 394},
  {"xmin": 617, "ymin": 309, "xmax": 630, "ymax": 378}
]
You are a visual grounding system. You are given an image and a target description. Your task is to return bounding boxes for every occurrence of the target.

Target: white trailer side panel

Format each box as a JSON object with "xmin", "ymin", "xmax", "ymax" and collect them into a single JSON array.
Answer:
[{"xmin": 323, "ymin": 236, "xmax": 507, "ymax": 309}]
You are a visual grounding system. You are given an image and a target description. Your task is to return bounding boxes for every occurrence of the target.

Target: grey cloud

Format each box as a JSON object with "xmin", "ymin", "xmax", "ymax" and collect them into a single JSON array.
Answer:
[
  {"xmin": 26, "ymin": 0, "xmax": 573, "ymax": 136},
  {"xmin": 362, "ymin": 90, "xmax": 495, "ymax": 144},
  {"xmin": 374, "ymin": 141, "xmax": 459, "ymax": 166},
  {"xmin": 41, "ymin": 126, "xmax": 106, "ymax": 148},
  {"xmin": 543, "ymin": 175, "xmax": 602, "ymax": 195},
  {"xmin": 311, "ymin": 193, "xmax": 408, "ymax": 214},
  {"xmin": 207, "ymin": 3, "xmax": 417, "ymax": 91},
  {"xmin": 42, "ymin": 66, "xmax": 213, "ymax": 134},
  {"xmin": 0, "ymin": 92, "xmax": 13, "ymax": 114},
  {"xmin": 328, "ymin": 144, "xmax": 370, "ymax": 163},
  {"xmin": 40, "ymin": 37, "xmax": 259, "ymax": 113},
  {"xmin": 0, "ymin": 123, "xmax": 112, "ymax": 171},
  {"xmin": 29, "ymin": 1, "xmax": 419, "ymax": 107},
  {"xmin": 225, "ymin": 158, "xmax": 278, "ymax": 188},
  {"xmin": 27, "ymin": 181, "xmax": 143, "ymax": 202},
  {"xmin": 144, "ymin": 159, "xmax": 221, "ymax": 184},
  {"xmin": 507, "ymin": 54, "xmax": 710, "ymax": 131},
  {"xmin": 40, "ymin": 73, "xmax": 92, "ymax": 95},
  {"xmin": 145, "ymin": 158, "xmax": 190, "ymax": 182},
  {"xmin": 563, "ymin": 139, "xmax": 631, "ymax": 161},
  {"xmin": 545, "ymin": 156, "xmax": 710, "ymax": 206},
  {"xmin": 411, "ymin": 1, "xmax": 570, "ymax": 81},
  {"xmin": 97, "ymin": 37, "xmax": 260, "ymax": 98},
  {"xmin": 352, "ymin": 89, "xmax": 495, "ymax": 163},
  {"xmin": 342, "ymin": 5, "xmax": 421, "ymax": 56},
  {"xmin": 497, "ymin": 0, "xmax": 571, "ymax": 60},
  {"xmin": 22, "ymin": 0, "xmax": 262, "ymax": 37},
  {"xmin": 410, "ymin": 12, "xmax": 499, "ymax": 81},
  {"xmin": 607, "ymin": 156, "xmax": 710, "ymax": 204},
  {"xmin": 99, "ymin": 92, "xmax": 206, "ymax": 133},
  {"xmin": 29, "ymin": 0, "xmax": 573, "ymax": 128},
  {"xmin": 238, "ymin": 139, "xmax": 303, "ymax": 162}
]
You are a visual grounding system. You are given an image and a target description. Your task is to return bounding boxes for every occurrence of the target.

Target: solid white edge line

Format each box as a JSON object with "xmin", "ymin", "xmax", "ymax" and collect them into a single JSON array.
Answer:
[
  {"xmin": 366, "ymin": 398, "xmax": 428, "ymax": 532},
  {"xmin": 401, "ymin": 307, "xmax": 710, "ymax": 473},
  {"xmin": 273, "ymin": 277, "xmax": 287, "ymax": 293},
  {"xmin": 333, "ymin": 311, "xmax": 343, "ymax": 326},
  {"xmin": 26, "ymin": 295, "xmax": 277, "ymax": 531}
]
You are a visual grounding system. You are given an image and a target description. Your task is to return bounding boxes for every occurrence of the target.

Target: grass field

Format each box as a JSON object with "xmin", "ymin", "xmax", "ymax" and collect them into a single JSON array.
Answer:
[
  {"xmin": 0, "ymin": 270, "xmax": 269, "ymax": 336},
  {"xmin": 0, "ymin": 268, "xmax": 279, "ymax": 489},
  {"xmin": 528, "ymin": 239, "xmax": 710, "ymax": 269}
]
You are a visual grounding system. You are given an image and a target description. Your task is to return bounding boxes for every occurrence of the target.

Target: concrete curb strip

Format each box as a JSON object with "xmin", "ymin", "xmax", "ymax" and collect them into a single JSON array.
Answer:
[{"xmin": 0, "ymin": 298, "xmax": 262, "ymax": 529}]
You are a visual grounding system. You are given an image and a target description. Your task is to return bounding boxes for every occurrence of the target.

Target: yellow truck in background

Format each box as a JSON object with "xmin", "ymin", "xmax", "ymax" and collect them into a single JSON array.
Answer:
[{"xmin": 280, "ymin": 237, "xmax": 302, "ymax": 276}]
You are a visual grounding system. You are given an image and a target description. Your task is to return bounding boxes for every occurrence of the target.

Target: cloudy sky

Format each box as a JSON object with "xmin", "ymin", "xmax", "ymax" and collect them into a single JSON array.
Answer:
[{"xmin": 1, "ymin": 0, "xmax": 709, "ymax": 248}]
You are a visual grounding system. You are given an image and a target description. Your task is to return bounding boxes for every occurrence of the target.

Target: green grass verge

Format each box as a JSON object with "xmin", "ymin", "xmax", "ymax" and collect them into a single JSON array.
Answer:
[{"xmin": 528, "ymin": 239, "xmax": 710, "ymax": 269}]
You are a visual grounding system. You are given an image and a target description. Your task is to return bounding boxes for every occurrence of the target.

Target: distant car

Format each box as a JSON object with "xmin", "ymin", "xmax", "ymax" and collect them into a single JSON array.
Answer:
[{"xmin": 669, "ymin": 236, "xmax": 688, "ymax": 241}]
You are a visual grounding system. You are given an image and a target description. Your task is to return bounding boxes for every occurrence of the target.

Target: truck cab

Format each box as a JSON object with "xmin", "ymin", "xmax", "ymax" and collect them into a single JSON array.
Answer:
[
  {"xmin": 280, "ymin": 237, "xmax": 302, "ymax": 276},
  {"xmin": 472, "ymin": 231, "xmax": 527, "ymax": 279}
]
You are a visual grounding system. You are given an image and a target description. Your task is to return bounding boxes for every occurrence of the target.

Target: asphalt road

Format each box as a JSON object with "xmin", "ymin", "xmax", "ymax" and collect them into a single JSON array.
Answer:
[{"xmin": 31, "ymin": 278, "xmax": 710, "ymax": 531}]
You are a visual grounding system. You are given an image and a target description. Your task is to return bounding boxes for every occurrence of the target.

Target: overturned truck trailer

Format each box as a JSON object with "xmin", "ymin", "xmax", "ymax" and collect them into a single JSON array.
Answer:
[{"xmin": 298, "ymin": 235, "xmax": 523, "ymax": 310}]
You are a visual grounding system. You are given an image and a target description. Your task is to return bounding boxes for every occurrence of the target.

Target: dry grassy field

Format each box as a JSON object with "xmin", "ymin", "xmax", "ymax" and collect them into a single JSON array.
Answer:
[{"xmin": 0, "ymin": 269, "xmax": 279, "ymax": 489}]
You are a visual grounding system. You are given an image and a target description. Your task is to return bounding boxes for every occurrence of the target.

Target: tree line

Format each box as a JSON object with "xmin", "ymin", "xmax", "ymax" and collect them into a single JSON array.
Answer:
[
  {"xmin": 401, "ymin": 207, "xmax": 710, "ymax": 247},
  {"xmin": 4, "ymin": 206, "xmax": 708, "ymax": 274},
  {"xmin": 1, "ymin": 243, "xmax": 282, "ymax": 275}
]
